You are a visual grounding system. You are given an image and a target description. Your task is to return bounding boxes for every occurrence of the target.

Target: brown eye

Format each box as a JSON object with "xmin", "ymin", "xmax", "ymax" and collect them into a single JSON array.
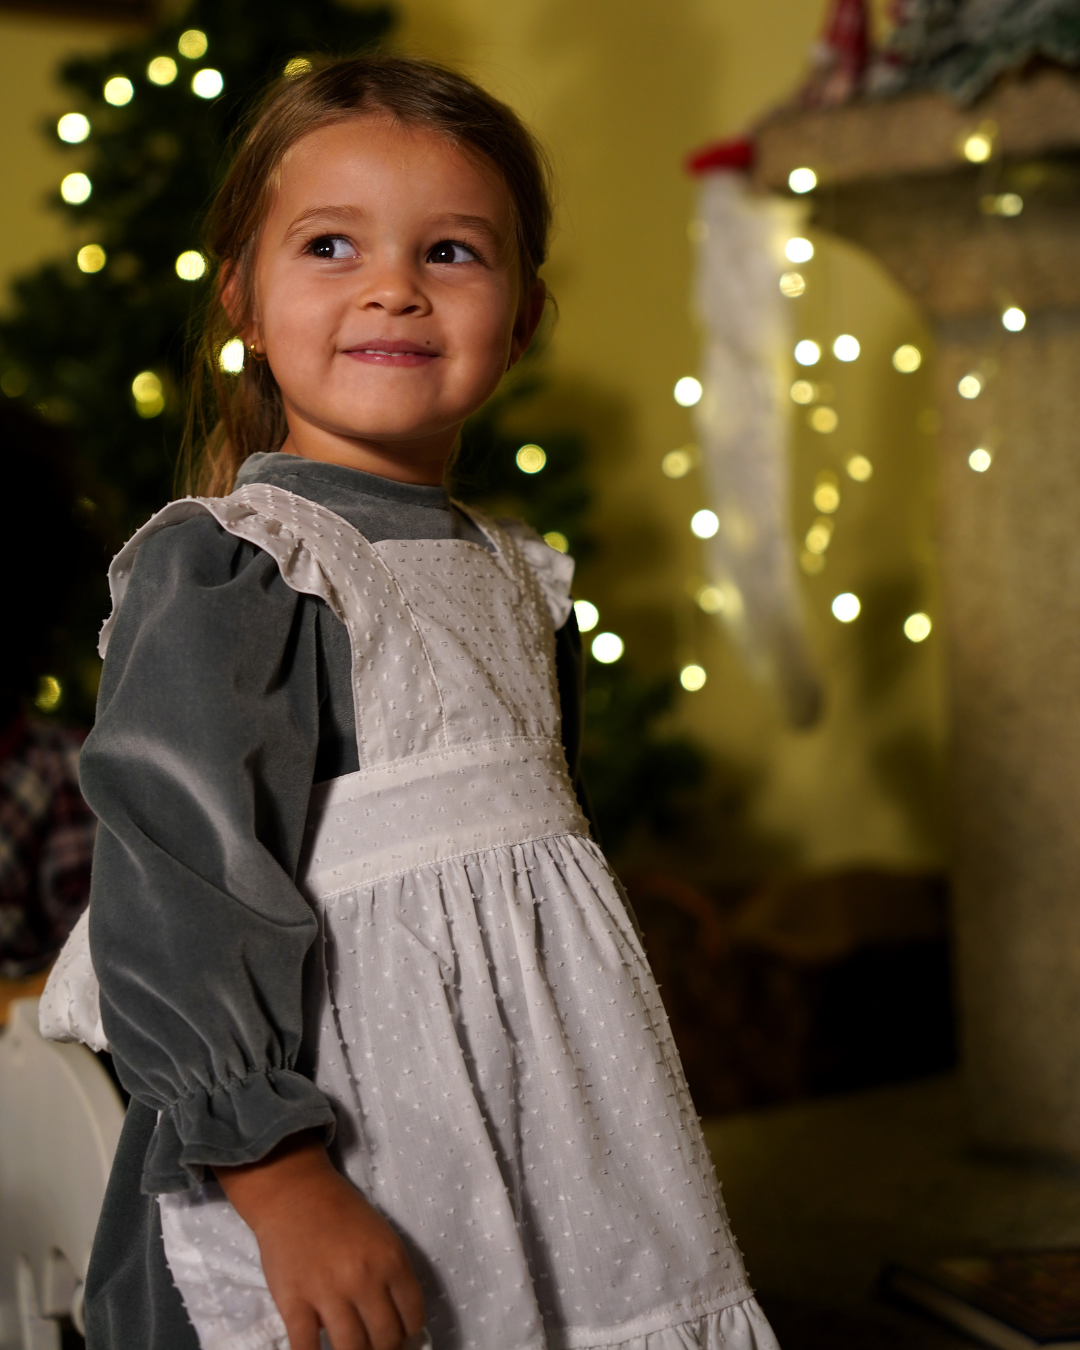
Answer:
[
  {"xmin": 309, "ymin": 235, "xmax": 353, "ymax": 260},
  {"xmin": 427, "ymin": 240, "xmax": 475, "ymax": 265}
]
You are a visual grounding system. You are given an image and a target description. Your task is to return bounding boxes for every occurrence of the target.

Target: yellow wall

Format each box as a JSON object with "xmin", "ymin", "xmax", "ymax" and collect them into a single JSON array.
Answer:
[{"xmin": 0, "ymin": 0, "xmax": 945, "ymax": 874}]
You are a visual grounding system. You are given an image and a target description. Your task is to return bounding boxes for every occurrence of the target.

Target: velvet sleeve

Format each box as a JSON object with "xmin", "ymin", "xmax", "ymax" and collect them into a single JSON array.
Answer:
[{"xmin": 80, "ymin": 514, "xmax": 335, "ymax": 1194}]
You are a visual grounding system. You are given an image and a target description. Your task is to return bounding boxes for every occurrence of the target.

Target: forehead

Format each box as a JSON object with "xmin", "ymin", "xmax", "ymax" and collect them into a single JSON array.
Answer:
[{"xmin": 271, "ymin": 114, "xmax": 512, "ymax": 224}]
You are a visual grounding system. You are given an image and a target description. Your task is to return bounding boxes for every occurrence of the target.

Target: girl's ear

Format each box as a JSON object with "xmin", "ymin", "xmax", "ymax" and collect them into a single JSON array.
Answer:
[
  {"xmin": 508, "ymin": 278, "xmax": 547, "ymax": 369},
  {"xmin": 219, "ymin": 262, "xmax": 264, "ymax": 354}
]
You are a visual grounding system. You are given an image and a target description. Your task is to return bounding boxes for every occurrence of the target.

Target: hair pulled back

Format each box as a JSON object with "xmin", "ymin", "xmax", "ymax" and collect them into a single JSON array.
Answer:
[{"xmin": 186, "ymin": 56, "xmax": 553, "ymax": 496}]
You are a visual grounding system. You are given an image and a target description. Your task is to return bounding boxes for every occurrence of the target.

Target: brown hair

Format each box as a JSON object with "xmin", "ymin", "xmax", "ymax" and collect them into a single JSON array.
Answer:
[{"xmin": 185, "ymin": 55, "xmax": 553, "ymax": 496}]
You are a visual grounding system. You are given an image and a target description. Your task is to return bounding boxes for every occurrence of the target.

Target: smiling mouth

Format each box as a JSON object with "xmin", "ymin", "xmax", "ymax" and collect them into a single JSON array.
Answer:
[{"xmin": 345, "ymin": 341, "xmax": 438, "ymax": 367}]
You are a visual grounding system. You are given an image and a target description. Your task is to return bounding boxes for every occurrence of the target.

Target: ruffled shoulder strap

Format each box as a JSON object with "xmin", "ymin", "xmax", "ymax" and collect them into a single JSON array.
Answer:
[
  {"xmin": 455, "ymin": 504, "xmax": 575, "ymax": 629},
  {"xmin": 97, "ymin": 484, "xmax": 348, "ymax": 658}
]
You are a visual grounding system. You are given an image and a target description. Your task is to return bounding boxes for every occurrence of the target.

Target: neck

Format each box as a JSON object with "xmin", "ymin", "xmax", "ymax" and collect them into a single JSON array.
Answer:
[{"xmin": 280, "ymin": 422, "xmax": 456, "ymax": 487}]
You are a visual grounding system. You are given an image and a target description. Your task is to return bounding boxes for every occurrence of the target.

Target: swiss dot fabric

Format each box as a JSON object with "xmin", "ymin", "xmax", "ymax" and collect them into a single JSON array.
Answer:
[{"xmin": 140, "ymin": 485, "xmax": 778, "ymax": 1350}]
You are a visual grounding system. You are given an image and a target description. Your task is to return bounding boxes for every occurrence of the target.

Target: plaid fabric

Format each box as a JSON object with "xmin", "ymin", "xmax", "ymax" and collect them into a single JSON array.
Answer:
[{"xmin": 0, "ymin": 715, "xmax": 95, "ymax": 978}]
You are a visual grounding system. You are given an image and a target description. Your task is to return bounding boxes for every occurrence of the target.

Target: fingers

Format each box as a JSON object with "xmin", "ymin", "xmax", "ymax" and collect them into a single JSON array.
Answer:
[
  {"xmin": 283, "ymin": 1305, "xmax": 323, "ymax": 1350},
  {"xmin": 389, "ymin": 1269, "xmax": 426, "ymax": 1338},
  {"xmin": 320, "ymin": 1300, "xmax": 372, "ymax": 1350}
]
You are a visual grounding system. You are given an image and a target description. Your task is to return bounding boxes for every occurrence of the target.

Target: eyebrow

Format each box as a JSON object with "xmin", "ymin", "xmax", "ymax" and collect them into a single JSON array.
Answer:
[{"xmin": 283, "ymin": 206, "xmax": 505, "ymax": 250}]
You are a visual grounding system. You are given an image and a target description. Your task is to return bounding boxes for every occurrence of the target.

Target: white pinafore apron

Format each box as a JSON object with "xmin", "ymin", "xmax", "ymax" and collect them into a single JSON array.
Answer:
[{"xmin": 42, "ymin": 484, "xmax": 779, "ymax": 1350}]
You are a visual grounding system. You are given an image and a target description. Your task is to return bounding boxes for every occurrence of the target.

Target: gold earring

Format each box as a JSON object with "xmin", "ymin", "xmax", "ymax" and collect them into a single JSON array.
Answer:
[{"xmin": 249, "ymin": 344, "xmax": 267, "ymax": 363}]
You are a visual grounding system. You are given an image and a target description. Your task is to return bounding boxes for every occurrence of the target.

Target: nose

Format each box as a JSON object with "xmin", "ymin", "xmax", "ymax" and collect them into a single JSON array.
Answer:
[{"xmin": 357, "ymin": 251, "xmax": 429, "ymax": 317}]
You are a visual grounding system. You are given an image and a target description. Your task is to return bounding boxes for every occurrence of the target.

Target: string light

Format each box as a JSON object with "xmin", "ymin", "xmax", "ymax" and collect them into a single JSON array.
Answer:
[
  {"xmin": 591, "ymin": 632, "xmax": 624, "ymax": 664},
  {"xmin": 832, "ymin": 592, "xmax": 861, "ymax": 622},
  {"xmin": 515, "ymin": 443, "xmax": 546, "ymax": 473},
  {"xmin": 690, "ymin": 509, "xmax": 719, "ymax": 539},
  {"xmin": 980, "ymin": 192, "xmax": 1023, "ymax": 217},
  {"xmin": 794, "ymin": 340, "xmax": 820, "ymax": 366},
  {"xmin": 1002, "ymin": 306, "xmax": 1026, "ymax": 332},
  {"xmin": 813, "ymin": 475, "xmax": 840, "ymax": 512},
  {"xmin": 779, "ymin": 272, "xmax": 806, "ymax": 297},
  {"xmin": 57, "ymin": 113, "xmax": 90, "ymax": 143},
  {"xmin": 543, "ymin": 531, "xmax": 569, "ymax": 553},
  {"xmin": 788, "ymin": 167, "xmax": 817, "ymax": 194},
  {"xmin": 218, "ymin": 338, "xmax": 245, "ymax": 374},
  {"xmin": 962, "ymin": 130, "xmax": 994, "ymax": 163},
  {"xmin": 805, "ymin": 518, "xmax": 833, "ymax": 554},
  {"xmin": 77, "ymin": 244, "xmax": 106, "ymax": 273},
  {"xmin": 833, "ymin": 334, "xmax": 860, "ymax": 361},
  {"xmin": 103, "ymin": 76, "xmax": 134, "ymax": 106},
  {"xmin": 904, "ymin": 613, "xmax": 932, "ymax": 642},
  {"xmin": 790, "ymin": 380, "xmax": 816, "ymax": 404},
  {"xmin": 192, "ymin": 68, "xmax": 224, "ymax": 99},
  {"xmin": 175, "ymin": 250, "xmax": 207, "ymax": 280},
  {"xmin": 178, "ymin": 29, "xmax": 208, "ymax": 58},
  {"xmin": 34, "ymin": 676, "xmax": 62, "ymax": 713},
  {"xmin": 147, "ymin": 56, "xmax": 178, "ymax": 85},
  {"xmin": 958, "ymin": 373, "xmax": 983, "ymax": 399},
  {"xmin": 968, "ymin": 447, "xmax": 992, "ymax": 472},
  {"xmin": 574, "ymin": 600, "xmax": 599, "ymax": 632},
  {"xmin": 674, "ymin": 376, "xmax": 702, "ymax": 407},
  {"xmin": 696, "ymin": 584, "xmax": 724, "ymax": 614},
  {"xmin": 800, "ymin": 550, "xmax": 825, "ymax": 574},
  {"xmin": 846, "ymin": 455, "xmax": 873, "ymax": 481},
  {"xmin": 680, "ymin": 664, "xmax": 707, "ymax": 691},
  {"xmin": 892, "ymin": 344, "xmax": 922, "ymax": 373},
  {"xmin": 809, "ymin": 406, "xmax": 838, "ymax": 433},
  {"xmin": 60, "ymin": 173, "xmax": 92, "ymax": 204},
  {"xmin": 131, "ymin": 370, "xmax": 164, "ymax": 417},
  {"xmin": 662, "ymin": 446, "xmax": 696, "ymax": 478},
  {"xmin": 785, "ymin": 237, "xmax": 814, "ymax": 264}
]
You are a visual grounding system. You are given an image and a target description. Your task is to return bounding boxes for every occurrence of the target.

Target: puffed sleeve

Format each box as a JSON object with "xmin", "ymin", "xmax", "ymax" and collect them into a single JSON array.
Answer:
[{"xmin": 80, "ymin": 514, "xmax": 336, "ymax": 1194}]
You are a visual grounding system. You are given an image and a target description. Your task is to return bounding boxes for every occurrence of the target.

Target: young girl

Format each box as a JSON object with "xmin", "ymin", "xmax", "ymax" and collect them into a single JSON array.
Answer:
[{"xmin": 49, "ymin": 56, "xmax": 780, "ymax": 1350}]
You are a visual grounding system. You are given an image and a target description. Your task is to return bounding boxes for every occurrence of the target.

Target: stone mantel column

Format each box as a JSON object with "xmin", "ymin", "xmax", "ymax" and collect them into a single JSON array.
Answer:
[{"xmin": 755, "ymin": 68, "xmax": 1080, "ymax": 1159}]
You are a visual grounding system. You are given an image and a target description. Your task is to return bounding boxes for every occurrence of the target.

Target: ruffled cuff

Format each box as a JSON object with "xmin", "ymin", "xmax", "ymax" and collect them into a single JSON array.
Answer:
[{"xmin": 141, "ymin": 1067, "xmax": 337, "ymax": 1194}]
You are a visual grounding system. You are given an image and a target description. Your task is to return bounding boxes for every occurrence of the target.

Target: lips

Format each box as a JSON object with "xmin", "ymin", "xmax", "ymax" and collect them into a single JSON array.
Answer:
[{"xmin": 344, "ymin": 339, "xmax": 438, "ymax": 368}]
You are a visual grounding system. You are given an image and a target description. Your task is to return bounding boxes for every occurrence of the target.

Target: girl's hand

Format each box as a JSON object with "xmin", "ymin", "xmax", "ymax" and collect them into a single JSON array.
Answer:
[{"xmin": 214, "ymin": 1133, "xmax": 425, "ymax": 1350}]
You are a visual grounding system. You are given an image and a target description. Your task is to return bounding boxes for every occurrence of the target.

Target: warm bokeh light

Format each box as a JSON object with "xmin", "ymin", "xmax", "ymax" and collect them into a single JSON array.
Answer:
[
  {"xmin": 968, "ymin": 447, "xmax": 992, "ymax": 472},
  {"xmin": 104, "ymin": 76, "xmax": 134, "ymax": 106},
  {"xmin": 846, "ymin": 455, "xmax": 873, "ymax": 481},
  {"xmin": 785, "ymin": 237, "xmax": 814, "ymax": 264},
  {"xmin": 788, "ymin": 167, "xmax": 817, "ymax": 194},
  {"xmin": 662, "ymin": 447, "xmax": 695, "ymax": 478},
  {"xmin": 218, "ymin": 338, "xmax": 245, "ymax": 374},
  {"xmin": 591, "ymin": 632, "xmax": 624, "ymax": 664},
  {"xmin": 779, "ymin": 271, "xmax": 805, "ymax": 298},
  {"xmin": 132, "ymin": 370, "xmax": 164, "ymax": 417},
  {"xmin": 178, "ymin": 29, "xmax": 208, "ymax": 59},
  {"xmin": 794, "ymin": 340, "xmax": 820, "ymax": 366},
  {"xmin": 147, "ymin": 56, "xmax": 178, "ymax": 85},
  {"xmin": 34, "ymin": 675, "xmax": 62, "ymax": 713},
  {"xmin": 77, "ymin": 244, "xmax": 107, "ymax": 273},
  {"xmin": 833, "ymin": 333, "xmax": 860, "ymax": 362},
  {"xmin": 543, "ymin": 531, "xmax": 569, "ymax": 553},
  {"xmin": 674, "ymin": 376, "xmax": 702, "ymax": 407},
  {"xmin": 904, "ymin": 612, "xmax": 932, "ymax": 643},
  {"xmin": 57, "ymin": 112, "xmax": 90, "ymax": 143},
  {"xmin": 175, "ymin": 250, "xmax": 207, "ymax": 281},
  {"xmin": 892, "ymin": 344, "xmax": 922, "ymax": 373},
  {"xmin": 1002, "ymin": 306, "xmax": 1026, "ymax": 332},
  {"xmin": 192, "ymin": 68, "xmax": 224, "ymax": 99},
  {"xmin": 832, "ymin": 592, "xmax": 861, "ymax": 623},
  {"xmin": 690, "ymin": 509, "xmax": 719, "ymax": 539},
  {"xmin": 284, "ymin": 57, "xmax": 313, "ymax": 77},
  {"xmin": 679, "ymin": 664, "xmax": 707, "ymax": 691},
  {"xmin": 574, "ymin": 599, "xmax": 599, "ymax": 632},
  {"xmin": 515, "ymin": 443, "xmax": 546, "ymax": 473},
  {"xmin": 809, "ymin": 406, "xmax": 838, "ymax": 434},
  {"xmin": 790, "ymin": 379, "xmax": 816, "ymax": 405},
  {"xmin": 696, "ymin": 584, "xmax": 724, "ymax": 614},
  {"xmin": 805, "ymin": 518, "xmax": 833, "ymax": 554},
  {"xmin": 800, "ymin": 550, "xmax": 825, "ymax": 574},
  {"xmin": 60, "ymin": 173, "xmax": 92, "ymax": 204},
  {"xmin": 813, "ymin": 479, "xmax": 840, "ymax": 513},
  {"xmin": 984, "ymin": 192, "xmax": 1023, "ymax": 216},
  {"xmin": 962, "ymin": 131, "xmax": 993, "ymax": 163},
  {"xmin": 958, "ymin": 373, "xmax": 983, "ymax": 399}
]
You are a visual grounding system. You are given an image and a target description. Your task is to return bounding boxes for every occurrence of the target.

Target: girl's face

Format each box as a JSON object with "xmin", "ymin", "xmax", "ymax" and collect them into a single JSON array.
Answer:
[{"xmin": 245, "ymin": 115, "xmax": 545, "ymax": 483}]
